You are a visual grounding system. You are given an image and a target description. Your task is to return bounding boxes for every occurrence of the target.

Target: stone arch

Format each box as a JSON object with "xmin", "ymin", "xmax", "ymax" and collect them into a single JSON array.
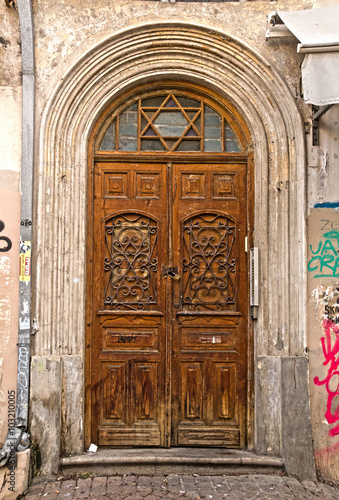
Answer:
[{"xmin": 33, "ymin": 22, "xmax": 306, "ymax": 455}]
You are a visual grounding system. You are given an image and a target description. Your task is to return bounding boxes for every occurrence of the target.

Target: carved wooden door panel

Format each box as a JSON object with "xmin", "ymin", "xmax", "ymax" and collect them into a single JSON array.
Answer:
[
  {"xmin": 91, "ymin": 160, "xmax": 248, "ymax": 448},
  {"xmin": 91, "ymin": 162, "xmax": 168, "ymax": 446},
  {"xmin": 171, "ymin": 163, "xmax": 247, "ymax": 447}
]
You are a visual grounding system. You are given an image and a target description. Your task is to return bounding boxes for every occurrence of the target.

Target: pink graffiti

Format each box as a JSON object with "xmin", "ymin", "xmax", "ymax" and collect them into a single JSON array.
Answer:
[
  {"xmin": 314, "ymin": 441, "xmax": 339, "ymax": 458},
  {"xmin": 314, "ymin": 319, "xmax": 339, "ymax": 437}
]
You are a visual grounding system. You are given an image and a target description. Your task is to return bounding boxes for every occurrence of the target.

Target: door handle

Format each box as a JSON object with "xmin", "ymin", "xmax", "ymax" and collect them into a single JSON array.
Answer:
[
  {"xmin": 162, "ymin": 266, "xmax": 180, "ymax": 281},
  {"xmin": 167, "ymin": 268, "xmax": 180, "ymax": 281}
]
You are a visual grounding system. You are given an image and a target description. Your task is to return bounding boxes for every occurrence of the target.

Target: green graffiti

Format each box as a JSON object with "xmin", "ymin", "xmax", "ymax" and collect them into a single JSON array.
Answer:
[{"xmin": 308, "ymin": 232, "xmax": 339, "ymax": 278}]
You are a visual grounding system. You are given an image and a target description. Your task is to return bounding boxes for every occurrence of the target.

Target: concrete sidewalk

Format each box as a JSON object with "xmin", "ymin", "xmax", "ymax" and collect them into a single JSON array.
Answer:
[{"xmin": 22, "ymin": 474, "xmax": 339, "ymax": 499}]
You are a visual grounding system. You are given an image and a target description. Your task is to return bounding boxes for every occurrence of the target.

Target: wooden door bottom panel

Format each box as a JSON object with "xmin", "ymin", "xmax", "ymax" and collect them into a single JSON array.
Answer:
[
  {"xmin": 177, "ymin": 426, "xmax": 240, "ymax": 447},
  {"xmin": 99, "ymin": 425, "xmax": 161, "ymax": 447}
]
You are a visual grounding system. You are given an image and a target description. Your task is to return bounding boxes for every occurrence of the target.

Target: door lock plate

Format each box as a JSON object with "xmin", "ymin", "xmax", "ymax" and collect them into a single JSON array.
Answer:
[{"xmin": 162, "ymin": 266, "xmax": 180, "ymax": 281}]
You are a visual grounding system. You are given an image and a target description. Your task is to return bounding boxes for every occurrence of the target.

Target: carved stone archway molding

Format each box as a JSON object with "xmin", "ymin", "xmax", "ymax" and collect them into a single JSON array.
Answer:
[{"xmin": 32, "ymin": 22, "xmax": 310, "ymax": 473}]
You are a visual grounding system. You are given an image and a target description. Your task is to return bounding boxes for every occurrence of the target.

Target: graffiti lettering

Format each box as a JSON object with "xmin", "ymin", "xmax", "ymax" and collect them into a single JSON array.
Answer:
[
  {"xmin": 314, "ymin": 319, "xmax": 339, "ymax": 437},
  {"xmin": 321, "ymin": 219, "xmax": 339, "ymax": 231},
  {"xmin": 118, "ymin": 335, "xmax": 138, "ymax": 343},
  {"xmin": 20, "ymin": 219, "xmax": 32, "ymax": 227},
  {"xmin": 17, "ymin": 347, "xmax": 29, "ymax": 390},
  {"xmin": 308, "ymin": 230, "xmax": 339, "ymax": 278},
  {"xmin": 325, "ymin": 304, "xmax": 339, "ymax": 324},
  {"xmin": 0, "ymin": 220, "xmax": 12, "ymax": 252}
]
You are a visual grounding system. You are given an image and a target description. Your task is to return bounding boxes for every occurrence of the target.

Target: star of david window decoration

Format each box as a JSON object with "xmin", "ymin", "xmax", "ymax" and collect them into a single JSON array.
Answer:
[{"xmin": 98, "ymin": 93, "xmax": 243, "ymax": 153}]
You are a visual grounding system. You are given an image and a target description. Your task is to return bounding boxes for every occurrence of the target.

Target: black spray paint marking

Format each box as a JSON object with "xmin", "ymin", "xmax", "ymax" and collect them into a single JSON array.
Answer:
[{"xmin": 0, "ymin": 221, "xmax": 12, "ymax": 252}]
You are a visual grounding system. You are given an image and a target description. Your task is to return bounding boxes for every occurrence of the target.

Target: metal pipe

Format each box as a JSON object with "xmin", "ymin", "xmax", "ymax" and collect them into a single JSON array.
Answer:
[{"xmin": 0, "ymin": 0, "xmax": 35, "ymax": 467}]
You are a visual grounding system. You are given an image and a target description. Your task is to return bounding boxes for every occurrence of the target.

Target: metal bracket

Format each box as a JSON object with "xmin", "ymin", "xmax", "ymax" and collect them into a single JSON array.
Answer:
[
  {"xmin": 312, "ymin": 104, "xmax": 333, "ymax": 146},
  {"xmin": 250, "ymin": 248, "xmax": 259, "ymax": 320}
]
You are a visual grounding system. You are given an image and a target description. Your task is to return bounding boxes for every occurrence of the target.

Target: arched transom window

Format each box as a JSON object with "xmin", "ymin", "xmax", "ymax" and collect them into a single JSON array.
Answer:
[{"xmin": 98, "ymin": 92, "xmax": 244, "ymax": 153}]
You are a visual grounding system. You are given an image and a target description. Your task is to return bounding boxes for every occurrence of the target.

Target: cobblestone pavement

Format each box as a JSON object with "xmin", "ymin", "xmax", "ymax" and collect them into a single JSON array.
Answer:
[{"xmin": 22, "ymin": 474, "xmax": 339, "ymax": 500}]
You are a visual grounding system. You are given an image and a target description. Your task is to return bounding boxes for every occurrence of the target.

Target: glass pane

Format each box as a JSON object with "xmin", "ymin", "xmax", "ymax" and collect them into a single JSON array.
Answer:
[
  {"xmin": 143, "ymin": 127, "xmax": 157, "ymax": 137},
  {"xmin": 141, "ymin": 96, "xmax": 166, "ymax": 107},
  {"xmin": 204, "ymin": 105, "xmax": 221, "ymax": 126},
  {"xmin": 164, "ymin": 97, "xmax": 177, "ymax": 108},
  {"xmin": 204, "ymin": 105, "xmax": 222, "ymax": 152},
  {"xmin": 141, "ymin": 139, "xmax": 166, "ymax": 151},
  {"xmin": 166, "ymin": 139, "xmax": 179, "ymax": 151},
  {"xmin": 153, "ymin": 111, "xmax": 188, "ymax": 137},
  {"xmin": 194, "ymin": 115, "xmax": 201, "ymax": 133},
  {"xmin": 225, "ymin": 122, "xmax": 242, "ymax": 152},
  {"xmin": 177, "ymin": 96, "xmax": 200, "ymax": 107},
  {"xmin": 186, "ymin": 110, "xmax": 199, "ymax": 121},
  {"xmin": 118, "ymin": 104, "xmax": 138, "ymax": 151},
  {"xmin": 144, "ymin": 111, "xmax": 156, "ymax": 120},
  {"xmin": 141, "ymin": 116, "xmax": 147, "ymax": 131},
  {"xmin": 185, "ymin": 127, "xmax": 198, "ymax": 137},
  {"xmin": 176, "ymin": 140, "xmax": 201, "ymax": 152},
  {"xmin": 99, "ymin": 122, "xmax": 115, "ymax": 151},
  {"xmin": 204, "ymin": 139, "xmax": 222, "ymax": 152}
]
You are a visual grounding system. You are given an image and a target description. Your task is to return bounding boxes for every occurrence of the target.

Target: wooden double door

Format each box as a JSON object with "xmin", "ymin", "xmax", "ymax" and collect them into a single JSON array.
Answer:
[{"xmin": 89, "ymin": 160, "xmax": 248, "ymax": 448}]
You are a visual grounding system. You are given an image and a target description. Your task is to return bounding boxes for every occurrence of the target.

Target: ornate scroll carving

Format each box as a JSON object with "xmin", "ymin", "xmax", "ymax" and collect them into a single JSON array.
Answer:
[
  {"xmin": 182, "ymin": 213, "xmax": 236, "ymax": 311},
  {"xmin": 104, "ymin": 213, "xmax": 158, "ymax": 310}
]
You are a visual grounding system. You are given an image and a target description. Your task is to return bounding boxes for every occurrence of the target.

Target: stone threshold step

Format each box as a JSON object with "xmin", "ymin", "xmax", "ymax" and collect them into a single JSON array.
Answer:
[{"xmin": 60, "ymin": 448, "xmax": 284, "ymax": 476}]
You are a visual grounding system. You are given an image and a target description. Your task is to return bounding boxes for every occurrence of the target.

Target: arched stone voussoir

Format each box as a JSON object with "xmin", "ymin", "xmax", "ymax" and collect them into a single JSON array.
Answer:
[{"xmin": 45, "ymin": 23, "xmax": 300, "ymax": 148}]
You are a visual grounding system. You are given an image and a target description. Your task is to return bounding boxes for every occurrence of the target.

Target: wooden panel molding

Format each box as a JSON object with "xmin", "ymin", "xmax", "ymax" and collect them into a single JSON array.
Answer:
[
  {"xmin": 133, "ymin": 362, "xmax": 158, "ymax": 421},
  {"xmin": 212, "ymin": 173, "xmax": 236, "ymax": 199},
  {"xmin": 102, "ymin": 362, "xmax": 127, "ymax": 422},
  {"xmin": 103, "ymin": 172, "xmax": 129, "ymax": 199},
  {"xmin": 135, "ymin": 173, "xmax": 160, "ymax": 199},
  {"xmin": 103, "ymin": 327, "xmax": 159, "ymax": 351},
  {"xmin": 181, "ymin": 363, "xmax": 203, "ymax": 420},
  {"xmin": 180, "ymin": 328, "xmax": 237, "ymax": 350},
  {"xmin": 181, "ymin": 173, "xmax": 206, "ymax": 199},
  {"xmin": 214, "ymin": 362, "xmax": 236, "ymax": 421}
]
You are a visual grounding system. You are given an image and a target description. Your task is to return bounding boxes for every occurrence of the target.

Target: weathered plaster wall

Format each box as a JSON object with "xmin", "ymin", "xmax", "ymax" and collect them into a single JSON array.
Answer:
[
  {"xmin": 308, "ymin": 106, "xmax": 339, "ymax": 210},
  {"xmin": 307, "ymin": 210, "xmax": 339, "ymax": 483},
  {"xmin": 0, "ymin": 2, "xmax": 22, "ymax": 448},
  {"xmin": 32, "ymin": 0, "xmax": 310, "ymax": 117},
  {"xmin": 307, "ymin": 105, "xmax": 339, "ymax": 483}
]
